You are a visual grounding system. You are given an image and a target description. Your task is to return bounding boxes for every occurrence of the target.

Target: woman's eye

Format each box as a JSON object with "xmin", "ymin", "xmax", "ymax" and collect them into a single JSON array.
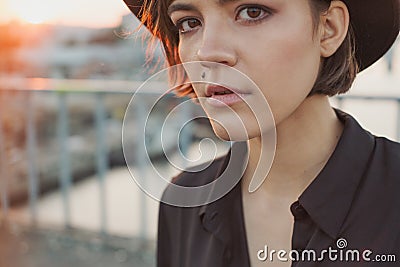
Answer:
[
  {"xmin": 237, "ymin": 6, "xmax": 269, "ymax": 22},
  {"xmin": 176, "ymin": 18, "xmax": 201, "ymax": 34}
]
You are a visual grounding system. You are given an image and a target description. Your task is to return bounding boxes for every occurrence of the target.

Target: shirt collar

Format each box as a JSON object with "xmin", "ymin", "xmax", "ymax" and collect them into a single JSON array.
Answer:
[
  {"xmin": 298, "ymin": 109, "xmax": 376, "ymax": 239},
  {"xmin": 197, "ymin": 141, "xmax": 249, "ymax": 253},
  {"xmin": 198, "ymin": 109, "xmax": 376, "ymax": 242},
  {"xmin": 198, "ymin": 141, "xmax": 246, "ymax": 219}
]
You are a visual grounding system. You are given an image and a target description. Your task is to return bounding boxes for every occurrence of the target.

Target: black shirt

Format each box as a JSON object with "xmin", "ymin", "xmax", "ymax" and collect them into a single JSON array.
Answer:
[{"xmin": 157, "ymin": 109, "xmax": 400, "ymax": 266}]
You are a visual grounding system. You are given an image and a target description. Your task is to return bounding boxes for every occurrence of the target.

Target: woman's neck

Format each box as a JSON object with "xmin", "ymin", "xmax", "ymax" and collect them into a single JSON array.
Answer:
[{"xmin": 242, "ymin": 94, "xmax": 344, "ymax": 199}]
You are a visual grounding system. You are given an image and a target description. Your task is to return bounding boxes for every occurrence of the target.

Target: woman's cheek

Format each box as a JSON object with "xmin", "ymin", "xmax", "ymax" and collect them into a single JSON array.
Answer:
[
  {"xmin": 249, "ymin": 42, "xmax": 320, "ymax": 125},
  {"xmin": 178, "ymin": 38, "xmax": 197, "ymax": 63}
]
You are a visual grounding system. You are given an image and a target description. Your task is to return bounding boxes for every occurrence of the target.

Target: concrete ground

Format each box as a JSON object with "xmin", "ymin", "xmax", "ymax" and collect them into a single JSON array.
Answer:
[{"xmin": 0, "ymin": 221, "xmax": 155, "ymax": 267}]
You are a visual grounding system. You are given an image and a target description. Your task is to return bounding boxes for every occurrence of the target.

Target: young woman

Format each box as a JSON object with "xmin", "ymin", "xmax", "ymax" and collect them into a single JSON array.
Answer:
[{"xmin": 123, "ymin": 0, "xmax": 400, "ymax": 266}]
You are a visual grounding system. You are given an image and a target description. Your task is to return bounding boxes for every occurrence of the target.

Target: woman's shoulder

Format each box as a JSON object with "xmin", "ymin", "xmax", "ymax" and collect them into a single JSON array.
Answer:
[
  {"xmin": 170, "ymin": 153, "xmax": 229, "ymax": 187},
  {"xmin": 157, "ymin": 153, "xmax": 229, "ymax": 209},
  {"xmin": 375, "ymin": 135, "xmax": 400, "ymax": 154},
  {"xmin": 159, "ymin": 142, "xmax": 245, "ymax": 209},
  {"xmin": 373, "ymin": 136, "xmax": 400, "ymax": 173},
  {"xmin": 339, "ymin": 108, "xmax": 400, "ymax": 177},
  {"xmin": 361, "ymin": 135, "xmax": 400, "ymax": 205}
]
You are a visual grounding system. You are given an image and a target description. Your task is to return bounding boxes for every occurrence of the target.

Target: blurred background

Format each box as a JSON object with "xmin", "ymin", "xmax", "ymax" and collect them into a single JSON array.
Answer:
[{"xmin": 0, "ymin": 0, "xmax": 399, "ymax": 266}]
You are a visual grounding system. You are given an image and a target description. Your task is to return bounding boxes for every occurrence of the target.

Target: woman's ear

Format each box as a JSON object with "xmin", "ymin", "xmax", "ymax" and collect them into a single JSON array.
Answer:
[{"xmin": 319, "ymin": 0, "xmax": 350, "ymax": 58}]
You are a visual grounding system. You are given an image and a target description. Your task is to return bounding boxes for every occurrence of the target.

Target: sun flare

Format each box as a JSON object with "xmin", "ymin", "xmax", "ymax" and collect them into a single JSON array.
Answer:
[
  {"xmin": 10, "ymin": 0, "xmax": 55, "ymax": 24},
  {"xmin": 20, "ymin": 12, "xmax": 48, "ymax": 24}
]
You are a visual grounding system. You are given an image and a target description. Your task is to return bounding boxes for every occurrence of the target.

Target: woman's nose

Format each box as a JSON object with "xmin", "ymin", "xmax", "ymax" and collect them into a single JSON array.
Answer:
[{"xmin": 196, "ymin": 24, "xmax": 238, "ymax": 67}]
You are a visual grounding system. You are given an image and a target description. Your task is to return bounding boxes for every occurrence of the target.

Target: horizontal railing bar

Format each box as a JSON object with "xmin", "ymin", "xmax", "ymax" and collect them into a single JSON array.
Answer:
[
  {"xmin": 335, "ymin": 95, "xmax": 400, "ymax": 101},
  {"xmin": 0, "ymin": 88, "xmax": 179, "ymax": 96},
  {"xmin": 0, "ymin": 78, "xmax": 173, "ymax": 94},
  {"xmin": 1, "ymin": 87, "xmax": 400, "ymax": 101}
]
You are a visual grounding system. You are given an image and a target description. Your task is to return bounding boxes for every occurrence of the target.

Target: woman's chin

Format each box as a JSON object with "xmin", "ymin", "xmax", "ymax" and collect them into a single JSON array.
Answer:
[{"xmin": 211, "ymin": 124, "xmax": 255, "ymax": 142}]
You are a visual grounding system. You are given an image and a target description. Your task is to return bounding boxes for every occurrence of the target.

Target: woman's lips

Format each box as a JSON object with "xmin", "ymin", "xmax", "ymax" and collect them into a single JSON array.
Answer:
[{"xmin": 205, "ymin": 85, "xmax": 249, "ymax": 107}]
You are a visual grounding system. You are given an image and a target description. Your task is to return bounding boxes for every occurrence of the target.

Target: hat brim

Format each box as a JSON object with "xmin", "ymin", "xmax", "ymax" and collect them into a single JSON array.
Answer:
[
  {"xmin": 342, "ymin": 0, "xmax": 399, "ymax": 71},
  {"xmin": 123, "ymin": 0, "xmax": 400, "ymax": 72}
]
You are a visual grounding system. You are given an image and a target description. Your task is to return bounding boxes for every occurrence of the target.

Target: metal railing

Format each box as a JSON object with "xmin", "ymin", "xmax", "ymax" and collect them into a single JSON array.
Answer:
[
  {"xmin": 335, "ymin": 94, "xmax": 400, "ymax": 141},
  {"xmin": 1, "ymin": 87, "xmax": 400, "ymax": 239},
  {"xmin": 0, "ymin": 85, "xmax": 183, "ymax": 241}
]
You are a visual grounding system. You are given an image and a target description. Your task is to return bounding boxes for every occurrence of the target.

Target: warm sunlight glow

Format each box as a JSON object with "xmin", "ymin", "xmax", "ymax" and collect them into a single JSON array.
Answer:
[
  {"xmin": 9, "ymin": 0, "xmax": 56, "ymax": 24},
  {"xmin": 3, "ymin": 0, "xmax": 130, "ymax": 28},
  {"xmin": 18, "ymin": 11, "xmax": 48, "ymax": 24}
]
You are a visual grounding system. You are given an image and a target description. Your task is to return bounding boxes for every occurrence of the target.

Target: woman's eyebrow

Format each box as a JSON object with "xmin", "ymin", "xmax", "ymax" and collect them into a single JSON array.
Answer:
[
  {"xmin": 167, "ymin": 0, "xmax": 241, "ymax": 16},
  {"xmin": 167, "ymin": 3, "xmax": 196, "ymax": 16}
]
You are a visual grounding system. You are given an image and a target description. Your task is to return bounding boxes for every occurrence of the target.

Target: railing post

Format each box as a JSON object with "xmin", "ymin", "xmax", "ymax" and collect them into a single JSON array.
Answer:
[
  {"xmin": 397, "ymin": 99, "xmax": 400, "ymax": 142},
  {"xmin": 57, "ymin": 92, "xmax": 72, "ymax": 228},
  {"xmin": 135, "ymin": 95, "xmax": 148, "ymax": 242},
  {"xmin": 95, "ymin": 92, "xmax": 108, "ymax": 236},
  {"xmin": 336, "ymin": 96, "xmax": 344, "ymax": 110},
  {"xmin": 0, "ymin": 102, "xmax": 8, "ymax": 222},
  {"xmin": 26, "ymin": 91, "xmax": 39, "ymax": 225}
]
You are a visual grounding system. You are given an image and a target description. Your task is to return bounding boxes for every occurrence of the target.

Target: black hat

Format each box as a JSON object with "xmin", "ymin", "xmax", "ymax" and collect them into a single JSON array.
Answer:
[{"xmin": 123, "ymin": 0, "xmax": 400, "ymax": 71}]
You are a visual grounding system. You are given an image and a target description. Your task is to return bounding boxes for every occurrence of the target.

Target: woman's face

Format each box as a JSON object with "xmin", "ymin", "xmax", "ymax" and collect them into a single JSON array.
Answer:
[{"xmin": 168, "ymin": 0, "xmax": 322, "ymax": 140}]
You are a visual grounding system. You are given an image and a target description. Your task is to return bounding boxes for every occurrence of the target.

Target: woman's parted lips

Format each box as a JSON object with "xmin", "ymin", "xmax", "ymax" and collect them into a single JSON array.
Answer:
[{"xmin": 205, "ymin": 84, "xmax": 250, "ymax": 97}]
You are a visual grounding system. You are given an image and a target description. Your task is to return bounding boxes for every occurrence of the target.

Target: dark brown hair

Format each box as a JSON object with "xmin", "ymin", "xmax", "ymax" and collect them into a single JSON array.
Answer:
[
  {"xmin": 139, "ymin": 0, "xmax": 358, "ymax": 98},
  {"xmin": 307, "ymin": 0, "xmax": 358, "ymax": 96}
]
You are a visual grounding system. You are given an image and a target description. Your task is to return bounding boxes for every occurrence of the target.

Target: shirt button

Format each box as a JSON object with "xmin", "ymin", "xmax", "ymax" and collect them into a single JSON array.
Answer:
[
  {"xmin": 290, "ymin": 201, "xmax": 308, "ymax": 219},
  {"xmin": 204, "ymin": 211, "xmax": 219, "ymax": 229},
  {"xmin": 209, "ymin": 211, "xmax": 218, "ymax": 221}
]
